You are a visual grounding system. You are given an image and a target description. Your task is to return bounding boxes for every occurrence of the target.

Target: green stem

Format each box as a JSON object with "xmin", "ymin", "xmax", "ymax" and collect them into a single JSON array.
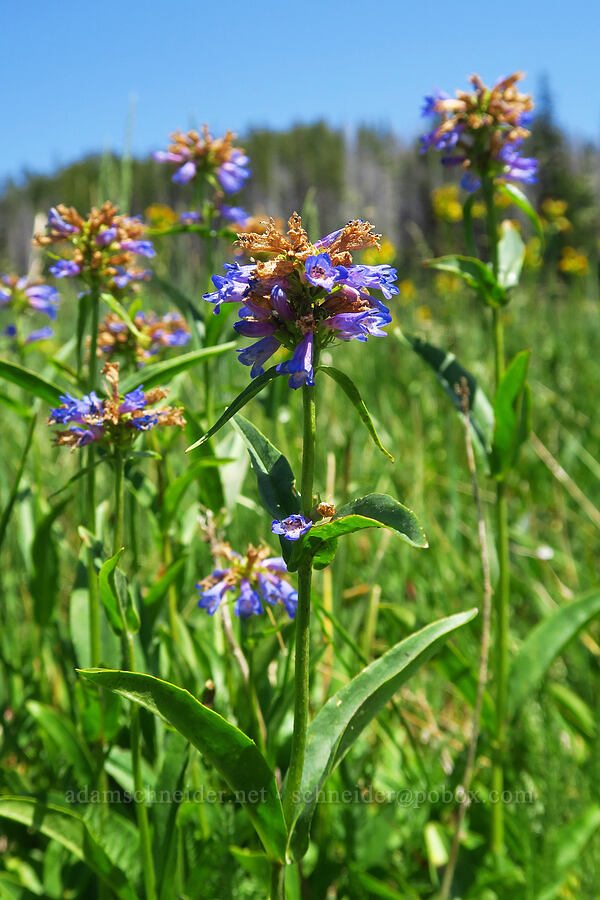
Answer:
[
  {"xmin": 271, "ymin": 365, "xmax": 318, "ymax": 900},
  {"xmin": 113, "ymin": 451, "xmax": 157, "ymax": 900},
  {"xmin": 203, "ymin": 205, "xmax": 215, "ymax": 424},
  {"xmin": 282, "ymin": 372, "xmax": 317, "ymax": 825},
  {"xmin": 484, "ymin": 178, "xmax": 509, "ymax": 859},
  {"xmin": 87, "ymin": 283, "xmax": 101, "ymax": 667}
]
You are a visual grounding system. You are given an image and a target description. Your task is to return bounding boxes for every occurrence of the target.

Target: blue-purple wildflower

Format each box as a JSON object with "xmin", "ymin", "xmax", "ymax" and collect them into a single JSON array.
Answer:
[
  {"xmin": 48, "ymin": 361, "xmax": 185, "ymax": 450},
  {"xmin": 196, "ymin": 544, "xmax": 298, "ymax": 619},
  {"xmin": 420, "ymin": 72, "xmax": 537, "ymax": 191},
  {"xmin": 203, "ymin": 214, "xmax": 396, "ymax": 389},
  {"xmin": 153, "ymin": 126, "xmax": 250, "ymax": 194},
  {"xmin": 271, "ymin": 514, "xmax": 313, "ymax": 541},
  {"xmin": 0, "ymin": 274, "xmax": 60, "ymax": 345},
  {"xmin": 34, "ymin": 202, "xmax": 154, "ymax": 295}
]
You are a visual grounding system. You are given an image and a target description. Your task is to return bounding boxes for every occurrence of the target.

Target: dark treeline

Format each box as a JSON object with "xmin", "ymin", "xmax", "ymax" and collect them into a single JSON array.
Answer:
[{"xmin": 1, "ymin": 88, "xmax": 598, "ymax": 274}]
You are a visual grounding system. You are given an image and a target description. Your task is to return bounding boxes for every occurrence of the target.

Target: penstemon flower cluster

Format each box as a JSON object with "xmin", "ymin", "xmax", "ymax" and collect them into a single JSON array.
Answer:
[
  {"xmin": 48, "ymin": 361, "xmax": 185, "ymax": 449},
  {"xmin": 196, "ymin": 542, "xmax": 298, "ymax": 619},
  {"xmin": 95, "ymin": 310, "xmax": 190, "ymax": 364},
  {"xmin": 0, "ymin": 274, "xmax": 59, "ymax": 344},
  {"xmin": 34, "ymin": 203, "xmax": 155, "ymax": 292},
  {"xmin": 421, "ymin": 71, "xmax": 537, "ymax": 192},
  {"xmin": 204, "ymin": 214, "xmax": 398, "ymax": 386},
  {"xmin": 153, "ymin": 125, "xmax": 250, "ymax": 192}
]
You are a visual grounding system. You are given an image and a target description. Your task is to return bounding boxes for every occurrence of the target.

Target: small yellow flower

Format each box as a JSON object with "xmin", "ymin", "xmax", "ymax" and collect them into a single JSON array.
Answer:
[
  {"xmin": 434, "ymin": 272, "xmax": 462, "ymax": 295},
  {"xmin": 558, "ymin": 246, "xmax": 589, "ymax": 277},
  {"xmin": 431, "ymin": 184, "xmax": 463, "ymax": 223},
  {"xmin": 145, "ymin": 204, "xmax": 178, "ymax": 228},
  {"xmin": 362, "ymin": 237, "xmax": 396, "ymax": 265},
  {"xmin": 415, "ymin": 304, "xmax": 432, "ymax": 322},
  {"xmin": 494, "ymin": 190, "xmax": 513, "ymax": 209},
  {"xmin": 542, "ymin": 198, "xmax": 568, "ymax": 219},
  {"xmin": 398, "ymin": 279, "xmax": 416, "ymax": 303},
  {"xmin": 523, "ymin": 237, "xmax": 542, "ymax": 270}
]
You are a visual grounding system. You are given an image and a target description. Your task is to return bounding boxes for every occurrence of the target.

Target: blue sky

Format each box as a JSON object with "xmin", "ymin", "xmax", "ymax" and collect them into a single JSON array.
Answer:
[{"xmin": 3, "ymin": 0, "xmax": 598, "ymax": 182}]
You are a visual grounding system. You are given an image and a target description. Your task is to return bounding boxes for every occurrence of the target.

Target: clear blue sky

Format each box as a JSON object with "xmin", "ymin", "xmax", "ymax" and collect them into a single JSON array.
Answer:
[{"xmin": 3, "ymin": 0, "xmax": 598, "ymax": 183}]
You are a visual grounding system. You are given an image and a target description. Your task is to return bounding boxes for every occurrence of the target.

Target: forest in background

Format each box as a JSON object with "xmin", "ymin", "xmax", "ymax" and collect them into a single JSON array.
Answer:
[{"xmin": 1, "ymin": 84, "xmax": 599, "ymax": 275}]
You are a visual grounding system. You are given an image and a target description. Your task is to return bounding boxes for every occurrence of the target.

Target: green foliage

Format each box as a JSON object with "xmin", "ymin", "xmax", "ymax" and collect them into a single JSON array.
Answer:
[
  {"xmin": 490, "ymin": 350, "xmax": 531, "ymax": 478},
  {"xmin": 424, "ymin": 255, "xmax": 507, "ymax": 307},
  {"xmin": 289, "ymin": 609, "xmax": 477, "ymax": 857},
  {"xmin": 0, "ymin": 799, "xmax": 138, "ymax": 900},
  {"xmin": 508, "ymin": 587, "xmax": 600, "ymax": 718},
  {"xmin": 319, "ymin": 366, "xmax": 394, "ymax": 461},
  {"xmin": 401, "ymin": 331, "xmax": 494, "ymax": 458},
  {"xmin": 233, "ymin": 415, "xmax": 301, "ymax": 520},
  {"xmin": 79, "ymin": 669, "xmax": 288, "ymax": 862}
]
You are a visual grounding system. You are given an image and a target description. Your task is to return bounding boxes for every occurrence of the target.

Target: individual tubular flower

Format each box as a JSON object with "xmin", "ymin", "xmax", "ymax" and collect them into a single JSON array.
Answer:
[
  {"xmin": 33, "ymin": 203, "xmax": 154, "ymax": 294},
  {"xmin": 153, "ymin": 125, "xmax": 250, "ymax": 194},
  {"xmin": 203, "ymin": 214, "xmax": 398, "ymax": 389},
  {"xmin": 196, "ymin": 543, "xmax": 298, "ymax": 619},
  {"xmin": 420, "ymin": 72, "xmax": 537, "ymax": 191},
  {"xmin": 271, "ymin": 514, "xmax": 313, "ymax": 541},
  {"xmin": 95, "ymin": 311, "xmax": 191, "ymax": 364},
  {"xmin": 48, "ymin": 361, "xmax": 185, "ymax": 450}
]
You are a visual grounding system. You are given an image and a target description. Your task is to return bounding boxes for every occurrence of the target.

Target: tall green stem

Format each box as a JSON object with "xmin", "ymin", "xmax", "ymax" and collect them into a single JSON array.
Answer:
[
  {"xmin": 87, "ymin": 283, "xmax": 101, "ymax": 667},
  {"xmin": 272, "ymin": 362, "xmax": 318, "ymax": 898},
  {"xmin": 484, "ymin": 178, "xmax": 509, "ymax": 858},
  {"xmin": 113, "ymin": 451, "xmax": 157, "ymax": 900}
]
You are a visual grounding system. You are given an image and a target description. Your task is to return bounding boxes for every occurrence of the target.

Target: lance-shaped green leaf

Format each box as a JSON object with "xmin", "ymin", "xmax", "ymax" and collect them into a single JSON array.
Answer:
[
  {"xmin": 232, "ymin": 415, "xmax": 300, "ymax": 519},
  {"xmin": 78, "ymin": 669, "xmax": 288, "ymax": 863},
  {"xmin": 0, "ymin": 359, "xmax": 63, "ymax": 405},
  {"xmin": 319, "ymin": 365, "xmax": 394, "ymax": 461},
  {"xmin": 424, "ymin": 255, "xmax": 507, "ymax": 307},
  {"xmin": 490, "ymin": 350, "xmax": 531, "ymax": 478},
  {"xmin": 98, "ymin": 549, "xmax": 140, "ymax": 634},
  {"xmin": 30, "ymin": 497, "xmax": 70, "ymax": 626},
  {"xmin": 186, "ymin": 366, "xmax": 282, "ymax": 452},
  {"xmin": 0, "ymin": 414, "xmax": 36, "ymax": 551},
  {"xmin": 548, "ymin": 682, "xmax": 596, "ymax": 740},
  {"xmin": 159, "ymin": 456, "xmax": 234, "ymax": 529},
  {"xmin": 497, "ymin": 220, "xmax": 526, "ymax": 289},
  {"xmin": 0, "ymin": 798, "xmax": 138, "ymax": 900},
  {"xmin": 25, "ymin": 701, "xmax": 95, "ymax": 785},
  {"xmin": 120, "ymin": 342, "xmax": 235, "ymax": 393},
  {"xmin": 289, "ymin": 609, "xmax": 478, "ymax": 858},
  {"xmin": 153, "ymin": 734, "xmax": 189, "ymax": 900},
  {"xmin": 286, "ymin": 493, "xmax": 427, "ymax": 572},
  {"xmin": 400, "ymin": 331, "xmax": 494, "ymax": 458},
  {"xmin": 536, "ymin": 806, "xmax": 600, "ymax": 900},
  {"xmin": 508, "ymin": 587, "xmax": 600, "ymax": 719},
  {"xmin": 497, "ymin": 183, "xmax": 544, "ymax": 243},
  {"xmin": 100, "ymin": 293, "xmax": 148, "ymax": 344}
]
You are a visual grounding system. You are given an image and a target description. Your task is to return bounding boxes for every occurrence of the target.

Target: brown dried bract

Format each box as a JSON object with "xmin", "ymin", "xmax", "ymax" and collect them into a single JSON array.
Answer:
[{"xmin": 237, "ymin": 214, "xmax": 380, "ymax": 270}]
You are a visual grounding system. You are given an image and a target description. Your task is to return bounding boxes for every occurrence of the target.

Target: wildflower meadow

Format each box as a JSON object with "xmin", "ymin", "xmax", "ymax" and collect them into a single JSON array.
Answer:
[{"xmin": 1, "ymin": 60, "xmax": 600, "ymax": 900}]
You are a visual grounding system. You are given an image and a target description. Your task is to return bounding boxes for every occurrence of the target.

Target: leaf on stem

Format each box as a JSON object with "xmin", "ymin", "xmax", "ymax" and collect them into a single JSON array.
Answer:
[
  {"xmin": 120, "ymin": 343, "xmax": 236, "ymax": 393},
  {"xmin": 286, "ymin": 493, "xmax": 427, "ymax": 572},
  {"xmin": 400, "ymin": 331, "xmax": 494, "ymax": 460},
  {"xmin": 424, "ymin": 255, "xmax": 507, "ymax": 307},
  {"xmin": 288, "ymin": 609, "xmax": 478, "ymax": 858},
  {"xmin": 232, "ymin": 415, "xmax": 301, "ymax": 520},
  {"xmin": 490, "ymin": 350, "xmax": 531, "ymax": 478},
  {"xmin": 78, "ymin": 669, "xmax": 288, "ymax": 863},
  {"xmin": 186, "ymin": 366, "xmax": 282, "ymax": 452},
  {"xmin": 319, "ymin": 366, "xmax": 394, "ymax": 461}
]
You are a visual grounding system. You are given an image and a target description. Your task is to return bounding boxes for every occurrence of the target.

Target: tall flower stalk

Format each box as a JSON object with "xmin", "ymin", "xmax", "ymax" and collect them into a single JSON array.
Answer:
[
  {"xmin": 282, "ymin": 360, "xmax": 318, "ymax": 827},
  {"xmin": 48, "ymin": 362, "xmax": 184, "ymax": 900},
  {"xmin": 35, "ymin": 203, "xmax": 155, "ymax": 664},
  {"xmin": 421, "ymin": 71, "xmax": 538, "ymax": 863}
]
